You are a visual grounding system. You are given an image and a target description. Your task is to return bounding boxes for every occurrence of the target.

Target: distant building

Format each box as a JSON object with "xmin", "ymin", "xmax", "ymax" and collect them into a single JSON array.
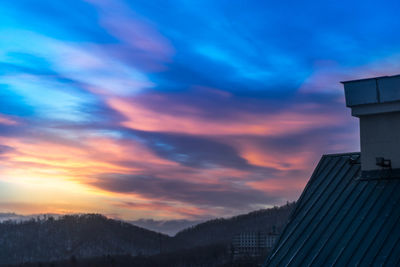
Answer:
[
  {"xmin": 233, "ymin": 230, "xmax": 278, "ymax": 257},
  {"xmin": 265, "ymin": 232, "xmax": 278, "ymax": 249},
  {"xmin": 265, "ymin": 75, "xmax": 400, "ymax": 266}
]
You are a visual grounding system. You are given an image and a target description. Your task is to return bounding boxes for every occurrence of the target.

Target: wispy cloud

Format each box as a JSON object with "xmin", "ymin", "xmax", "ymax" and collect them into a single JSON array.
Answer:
[{"xmin": 1, "ymin": 0, "xmax": 398, "ymax": 219}]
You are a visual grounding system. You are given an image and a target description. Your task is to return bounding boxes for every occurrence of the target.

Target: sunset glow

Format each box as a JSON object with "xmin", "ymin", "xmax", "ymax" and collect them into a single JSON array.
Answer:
[{"xmin": 2, "ymin": 0, "xmax": 400, "ymax": 221}]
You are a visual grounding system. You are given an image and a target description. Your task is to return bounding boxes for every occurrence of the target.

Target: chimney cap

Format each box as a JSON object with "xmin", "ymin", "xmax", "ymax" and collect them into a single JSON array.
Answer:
[
  {"xmin": 342, "ymin": 74, "xmax": 400, "ymax": 116},
  {"xmin": 340, "ymin": 75, "xmax": 397, "ymax": 84}
]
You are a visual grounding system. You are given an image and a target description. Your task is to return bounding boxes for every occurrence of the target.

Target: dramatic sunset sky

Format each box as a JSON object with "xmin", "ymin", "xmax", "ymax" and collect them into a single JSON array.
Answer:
[{"xmin": 0, "ymin": 0, "xmax": 399, "ymax": 220}]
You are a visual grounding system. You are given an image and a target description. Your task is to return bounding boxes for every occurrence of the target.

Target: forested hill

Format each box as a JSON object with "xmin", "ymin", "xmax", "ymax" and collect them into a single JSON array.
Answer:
[
  {"xmin": 0, "ymin": 203, "xmax": 295, "ymax": 265},
  {"xmin": 0, "ymin": 214, "xmax": 169, "ymax": 265},
  {"xmin": 168, "ymin": 202, "xmax": 295, "ymax": 251}
]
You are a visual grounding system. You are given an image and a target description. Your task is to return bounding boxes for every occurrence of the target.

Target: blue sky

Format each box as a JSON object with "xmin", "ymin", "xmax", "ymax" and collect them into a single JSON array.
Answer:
[{"xmin": 0, "ymin": 0, "xmax": 399, "ymax": 220}]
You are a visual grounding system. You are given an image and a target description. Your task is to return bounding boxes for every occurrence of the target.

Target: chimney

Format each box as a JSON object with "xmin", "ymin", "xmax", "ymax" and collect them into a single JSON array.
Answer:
[{"xmin": 342, "ymin": 75, "xmax": 400, "ymax": 179}]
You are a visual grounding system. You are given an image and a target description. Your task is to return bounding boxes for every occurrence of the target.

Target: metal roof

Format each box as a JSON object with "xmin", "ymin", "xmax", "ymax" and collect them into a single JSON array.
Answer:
[{"xmin": 265, "ymin": 152, "xmax": 400, "ymax": 266}]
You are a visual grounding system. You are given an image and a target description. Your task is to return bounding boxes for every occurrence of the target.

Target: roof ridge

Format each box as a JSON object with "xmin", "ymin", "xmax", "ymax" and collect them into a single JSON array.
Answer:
[{"xmin": 322, "ymin": 152, "xmax": 360, "ymax": 157}]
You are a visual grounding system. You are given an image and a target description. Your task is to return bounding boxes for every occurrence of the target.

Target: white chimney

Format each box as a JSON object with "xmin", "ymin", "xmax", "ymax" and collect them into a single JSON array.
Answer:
[{"xmin": 342, "ymin": 75, "xmax": 400, "ymax": 179}]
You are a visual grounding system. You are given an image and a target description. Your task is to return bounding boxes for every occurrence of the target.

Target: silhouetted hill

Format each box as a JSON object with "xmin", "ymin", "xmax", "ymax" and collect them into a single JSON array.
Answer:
[
  {"xmin": 0, "ymin": 214, "xmax": 169, "ymax": 265},
  {"xmin": 0, "ymin": 203, "xmax": 295, "ymax": 265},
  {"xmin": 168, "ymin": 202, "xmax": 295, "ymax": 251}
]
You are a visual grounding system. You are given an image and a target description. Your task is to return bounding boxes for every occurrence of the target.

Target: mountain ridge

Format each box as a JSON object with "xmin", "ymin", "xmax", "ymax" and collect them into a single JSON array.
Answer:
[{"xmin": 0, "ymin": 202, "xmax": 295, "ymax": 265}]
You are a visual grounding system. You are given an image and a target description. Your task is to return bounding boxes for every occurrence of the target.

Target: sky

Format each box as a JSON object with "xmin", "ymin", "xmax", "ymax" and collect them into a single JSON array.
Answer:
[{"xmin": 0, "ymin": 0, "xmax": 400, "ymax": 221}]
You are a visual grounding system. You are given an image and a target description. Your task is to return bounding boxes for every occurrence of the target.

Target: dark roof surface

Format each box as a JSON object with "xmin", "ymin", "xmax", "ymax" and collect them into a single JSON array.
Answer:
[{"xmin": 266, "ymin": 152, "xmax": 400, "ymax": 266}]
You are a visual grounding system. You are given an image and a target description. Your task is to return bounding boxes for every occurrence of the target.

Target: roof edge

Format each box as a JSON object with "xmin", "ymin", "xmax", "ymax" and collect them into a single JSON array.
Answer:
[
  {"xmin": 322, "ymin": 152, "xmax": 360, "ymax": 157},
  {"xmin": 340, "ymin": 75, "xmax": 400, "ymax": 84}
]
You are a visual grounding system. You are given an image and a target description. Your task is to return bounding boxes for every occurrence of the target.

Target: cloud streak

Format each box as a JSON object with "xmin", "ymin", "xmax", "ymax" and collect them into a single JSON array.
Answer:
[
  {"xmin": 92, "ymin": 173, "xmax": 278, "ymax": 211},
  {"xmin": 2, "ymin": 0, "xmax": 396, "ymax": 220}
]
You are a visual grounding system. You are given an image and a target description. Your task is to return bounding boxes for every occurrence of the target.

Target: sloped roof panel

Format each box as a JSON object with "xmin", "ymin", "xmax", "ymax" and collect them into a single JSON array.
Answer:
[{"xmin": 266, "ymin": 152, "xmax": 400, "ymax": 266}]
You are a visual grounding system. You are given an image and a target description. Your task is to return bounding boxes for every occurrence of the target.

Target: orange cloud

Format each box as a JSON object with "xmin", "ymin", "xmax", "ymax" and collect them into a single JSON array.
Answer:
[
  {"xmin": 238, "ymin": 142, "xmax": 315, "ymax": 171},
  {"xmin": 246, "ymin": 177, "xmax": 307, "ymax": 198}
]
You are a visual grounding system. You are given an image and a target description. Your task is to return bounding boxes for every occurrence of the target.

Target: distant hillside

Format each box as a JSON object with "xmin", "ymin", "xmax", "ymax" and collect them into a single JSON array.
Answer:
[
  {"xmin": 0, "ymin": 213, "xmax": 199, "ymax": 236},
  {"xmin": 0, "ymin": 212, "xmax": 61, "ymax": 222},
  {"xmin": 0, "ymin": 214, "xmax": 169, "ymax": 265},
  {"xmin": 129, "ymin": 219, "xmax": 202, "ymax": 236},
  {"xmin": 168, "ymin": 202, "xmax": 295, "ymax": 251},
  {"xmin": 0, "ymin": 203, "xmax": 295, "ymax": 265}
]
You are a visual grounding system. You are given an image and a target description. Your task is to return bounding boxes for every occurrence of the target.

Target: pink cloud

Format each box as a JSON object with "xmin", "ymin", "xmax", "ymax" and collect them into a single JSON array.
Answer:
[
  {"xmin": 107, "ymin": 97, "xmax": 346, "ymax": 136},
  {"xmin": 0, "ymin": 115, "xmax": 18, "ymax": 125}
]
